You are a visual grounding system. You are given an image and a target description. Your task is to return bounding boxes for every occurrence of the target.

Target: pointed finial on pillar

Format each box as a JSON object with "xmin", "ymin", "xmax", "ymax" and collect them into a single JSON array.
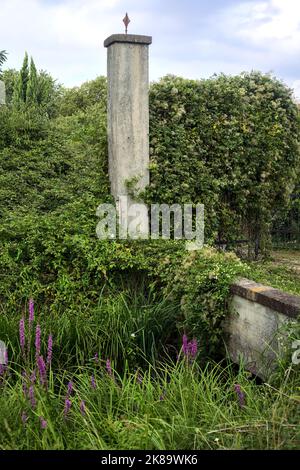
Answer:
[{"xmin": 123, "ymin": 13, "xmax": 130, "ymax": 34}]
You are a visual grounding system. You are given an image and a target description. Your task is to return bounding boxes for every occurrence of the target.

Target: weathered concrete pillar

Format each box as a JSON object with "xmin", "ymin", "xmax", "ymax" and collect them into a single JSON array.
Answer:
[
  {"xmin": 0, "ymin": 80, "xmax": 5, "ymax": 105},
  {"xmin": 104, "ymin": 33, "xmax": 152, "ymax": 236}
]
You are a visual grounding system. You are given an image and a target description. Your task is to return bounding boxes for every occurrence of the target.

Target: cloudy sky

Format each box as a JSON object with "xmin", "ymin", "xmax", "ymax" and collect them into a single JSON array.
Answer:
[{"xmin": 1, "ymin": 0, "xmax": 300, "ymax": 97}]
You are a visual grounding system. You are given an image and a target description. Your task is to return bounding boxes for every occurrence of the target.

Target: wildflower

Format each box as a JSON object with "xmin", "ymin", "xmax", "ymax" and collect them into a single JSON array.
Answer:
[
  {"xmin": 29, "ymin": 299, "xmax": 34, "ymax": 325},
  {"xmin": 91, "ymin": 375, "xmax": 96, "ymax": 390},
  {"xmin": 182, "ymin": 334, "xmax": 188, "ymax": 356},
  {"xmin": 189, "ymin": 338, "xmax": 198, "ymax": 359},
  {"xmin": 39, "ymin": 417, "xmax": 47, "ymax": 429},
  {"xmin": 234, "ymin": 384, "xmax": 245, "ymax": 408},
  {"xmin": 21, "ymin": 411, "xmax": 28, "ymax": 425},
  {"xmin": 93, "ymin": 353, "xmax": 99, "ymax": 364},
  {"xmin": 80, "ymin": 400, "xmax": 86, "ymax": 416},
  {"xmin": 106, "ymin": 359, "xmax": 112, "ymax": 376},
  {"xmin": 35, "ymin": 324, "xmax": 41, "ymax": 357},
  {"xmin": 46, "ymin": 334, "xmax": 53, "ymax": 366},
  {"xmin": 64, "ymin": 398, "xmax": 72, "ymax": 418},
  {"xmin": 22, "ymin": 370, "xmax": 28, "ymax": 396},
  {"xmin": 37, "ymin": 356, "xmax": 47, "ymax": 388},
  {"xmin": 67, "ymin": 381, "xmax": 73, "ymax": 396},
  {"xmin": 30, "ymin": 369, "xmax": 36, "ymax": 384},
  {"xmin": 29, "ymin": 385, "xmax": 36, "ymax": 408},
  {"xmin": 19, "ymin": 318, "xmax": 25, "ymax": 354}
]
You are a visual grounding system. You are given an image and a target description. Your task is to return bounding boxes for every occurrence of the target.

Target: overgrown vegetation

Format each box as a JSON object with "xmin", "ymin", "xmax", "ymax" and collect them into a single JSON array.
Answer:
[{"xmin": 0, "ymin": 54, "xmax": 299, "ymax": 450}]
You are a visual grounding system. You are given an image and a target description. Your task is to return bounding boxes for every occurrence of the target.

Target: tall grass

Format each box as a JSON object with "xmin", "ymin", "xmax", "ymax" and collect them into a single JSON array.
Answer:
[
  {"xmin": 0, "ymin": 360, "xmax": 299, "ymax": 450},
  {"xmin": 0, "ymin": 281, "xmax": 180, "ymax": 372},
  {"xmin": 0, "ymin": 286, "xmax": 299, "ymax": 450}
]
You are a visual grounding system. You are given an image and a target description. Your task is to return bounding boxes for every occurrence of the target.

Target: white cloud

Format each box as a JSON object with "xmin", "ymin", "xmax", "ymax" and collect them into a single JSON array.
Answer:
[
  {"xmin": 225, "ymin": 0, "xmax": 300, "ymax": 55},
  {"xmin": 0, "ymin": 0, "xmax": 124, "ymax": 85},
  {"xmin": 0, "ymin": 0, "xmax": 299, "ymax": 88}
]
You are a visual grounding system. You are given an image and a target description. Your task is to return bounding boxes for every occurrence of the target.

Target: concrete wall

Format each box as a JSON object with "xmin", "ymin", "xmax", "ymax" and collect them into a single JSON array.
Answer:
[{"xmin": 224, "ymin": 278, "xmax": 300, "ymax": 379}]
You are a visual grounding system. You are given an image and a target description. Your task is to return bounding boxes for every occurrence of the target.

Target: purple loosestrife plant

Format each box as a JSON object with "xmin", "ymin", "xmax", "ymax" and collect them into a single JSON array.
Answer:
[
  {"xmin": 182, "ymin": 335, "xmax": 198, "ymax": 362},
  {"xmin": 182, "ymin": 334, "xmax": 188, "ymax": 356},
  {"xmin": 94, "ymin": 353, "xmax": 99, "ymax": 364},
  {"xmin": 47, "ymin": 334, "xmax": 53, "ymax": 367},
  {"xmin": 39, "ymin": 417, "xmax": 47, "ymax": 429},
  {"xmin": 30, "ymin": 369, "xmax": 36, "ymax": 384},
  {"xmin": 234, "ymin": 384, "xmax": 246, "ymax": 408},
  {"xmin": 67, "ymin": 381, "xmax": 73, "ymax": 396},
  {"xmin": 29, "ymin": 299, "xmax": 34, "ymax": 325},
  {"xmin": 29, "ymin": 385, "xmax": 36, "ymax": 408},
  {"xmin": 189, "ymin": 339, "xmax": 198, "ymax": 359},
  {"xmin": 91, "ymin": 375, "xmax": 96, "ymax": 390},
  {"xmin": 106, "ymin": 359, "xmax": 112, "ymax": 377},
  {"xmin": 21, "ymin": 411, "xmax": 28, "ymax": 425},
  {"xmin": 19, "ymin": 318, "xmax": 25, "ymax": 355},
  {"xmin": 37, "ymin": 356, "xmax": 47, "ymax": 388},
  {"xmin": 35, "ymin": 324, "xmax": 41, "ymax": 358},
  {"xmin": 80, "ymin": 400, "xmax": 86, "ymax": 416},
  {"xmin": 64, "ymin": 398, "xmax": 72, "ymax": 418}
]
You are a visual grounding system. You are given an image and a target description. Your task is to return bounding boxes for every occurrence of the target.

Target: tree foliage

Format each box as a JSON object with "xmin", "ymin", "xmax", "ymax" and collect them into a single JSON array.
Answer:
[{"xmin": 0, "ymin": 50, "xmax": 7, "ymax": 74}]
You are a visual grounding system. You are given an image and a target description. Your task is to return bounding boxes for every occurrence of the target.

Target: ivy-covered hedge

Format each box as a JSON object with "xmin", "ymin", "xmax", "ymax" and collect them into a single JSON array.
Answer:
[{"xmin": 147, "ymin": 73, "xmax": 300, "ymax": 255}]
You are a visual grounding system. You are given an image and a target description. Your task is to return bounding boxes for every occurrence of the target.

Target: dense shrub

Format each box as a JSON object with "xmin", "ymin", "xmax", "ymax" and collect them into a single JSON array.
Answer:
[
  {"xmin": 147, "ymin": 73, "xmax": 300, "ymax": 255},
  {"xmin": 0, "ymin": 70, "xmax": 299, "ymax": 363}
]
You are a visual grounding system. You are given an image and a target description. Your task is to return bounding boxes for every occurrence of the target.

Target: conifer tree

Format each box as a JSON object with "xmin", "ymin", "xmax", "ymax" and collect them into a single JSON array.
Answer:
[
  {"xmin": 27, "ymin": 57, "xmax": 38, "ymax": 105},
  {"xmin": 12, "ymin": 52, "xmax": 29, "ymax": 106}
]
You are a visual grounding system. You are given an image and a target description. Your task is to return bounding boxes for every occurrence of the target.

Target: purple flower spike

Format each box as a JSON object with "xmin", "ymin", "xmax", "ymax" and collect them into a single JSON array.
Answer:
[
  {"xmin": 29, "ymin": 385, "xmax": 36, "ymax": 408},
  {"xmin": 30, "ymin": 369, "xmax": 36, "ymax": 384},
  {"xmin": 182, "ymin": 334, "xmax": 188, "ymax": 356},
  {"xmin": 234, "ymin": 384, "xmax": 245, "ymax": 408},
  {"xmin": 29, "ymin": 299, "xmax": 34, "ymax": 324},
  {"xmin": 64, "ymin": 398, "xmax": 72, "ymax": 418},
  {"xmin": 35, "ymin": 324, "xmax": 41, "ymax": 357},
  {"xmin": 67, "ymin": 381, "xmax": 73, "ymax": 396},
  {"xmin": 39, "ymin": 417, "xmax": 47, "ymax": 429},
  {"xmin": 21, "ymin": 411, "xmax": 28, "ymax": 425},
  {"xmin": 37, "ymin": 356, "xmax": 47, "ymax": 388},
  {"xmin": 106, "ymin": 359, "xmax": 112, "ymax": 377},
  {"xmin": 189, "ymin": 338, "xmax": 198, "ymax": 359},
  {"xmin": 80, "ymin": 400, "xmax": 86, "ymax": 416},
  {"xmin": 47, "ymin": 334, "xmax": 53, "ymax": 366},
  {"xmin": 19, "ymin": 318, "xmax": 25, "ymax": 354},
  {"xmin": 91, "ymin": 375, "xmax": 96, "ymax": 390},
  {"xmin": 94, "ymin": 353, "xmax": 99, "ymax": 364}
]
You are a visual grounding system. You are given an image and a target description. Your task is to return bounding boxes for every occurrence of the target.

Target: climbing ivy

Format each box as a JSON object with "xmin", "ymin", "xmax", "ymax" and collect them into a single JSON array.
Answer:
[{"xmin": 146, "ymin": 72, "xmax": 300, "ymax": 256}]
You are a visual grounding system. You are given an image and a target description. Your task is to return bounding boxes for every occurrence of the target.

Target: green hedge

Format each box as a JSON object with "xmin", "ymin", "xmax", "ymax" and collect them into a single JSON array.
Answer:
[{"xmin": 146, "ymin": 73, "xmax": 300, "ymax": 254}]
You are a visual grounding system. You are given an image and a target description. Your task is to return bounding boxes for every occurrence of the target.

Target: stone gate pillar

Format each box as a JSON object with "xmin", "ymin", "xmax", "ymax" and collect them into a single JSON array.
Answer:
[
  {"xmin": 104, "ymin": 31, "xmax": 152, "ymax": 237},
  {"xmin": 0, "ymin": 80, "xmax": 5, "ymax": 105}
]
